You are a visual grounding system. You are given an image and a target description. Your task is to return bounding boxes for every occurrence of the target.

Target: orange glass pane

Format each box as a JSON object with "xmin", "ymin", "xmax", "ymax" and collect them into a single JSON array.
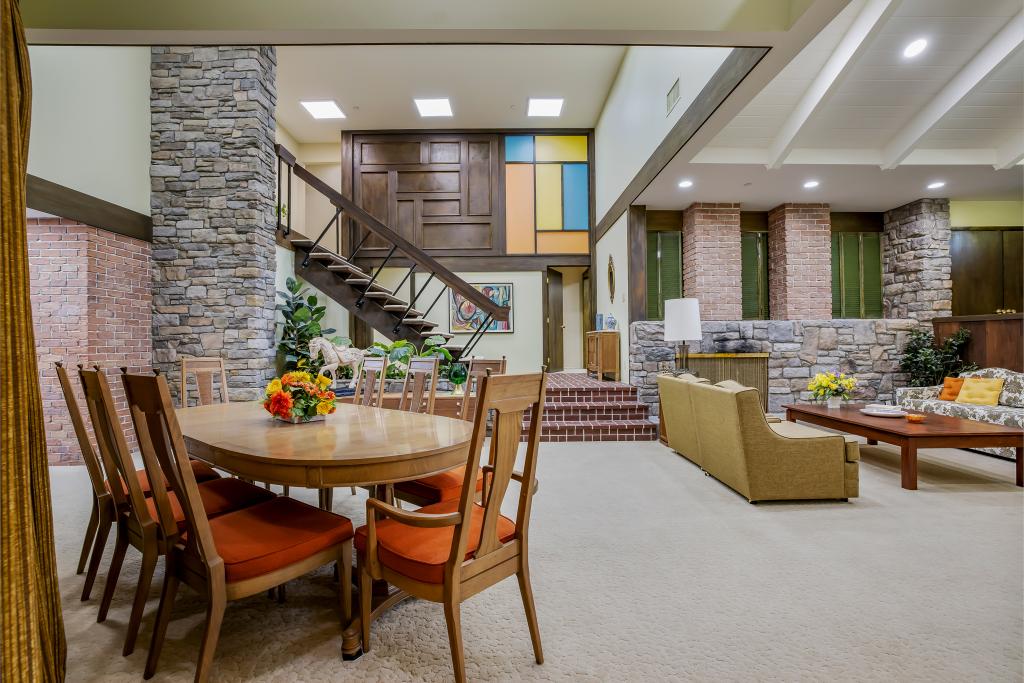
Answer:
[
  {"xmin": 536, "ymin": 231, "xmax": 589, "ymax": 254},
  {"xmin": 505, "ymin": 164, "xmax": 535, "ymax": 254}
]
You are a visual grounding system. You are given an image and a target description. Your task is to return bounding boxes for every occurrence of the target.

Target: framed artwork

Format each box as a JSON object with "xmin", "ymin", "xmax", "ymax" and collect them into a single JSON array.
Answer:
[{"xmin": 450, "ymin": 283, "xmax": 513, "ymax": 334}]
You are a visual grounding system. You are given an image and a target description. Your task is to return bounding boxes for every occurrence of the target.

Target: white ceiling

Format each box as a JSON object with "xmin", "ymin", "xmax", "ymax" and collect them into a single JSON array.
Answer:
[{"xmin": 276, "ymin": 45, "xmax": 626, "ymax": 143}]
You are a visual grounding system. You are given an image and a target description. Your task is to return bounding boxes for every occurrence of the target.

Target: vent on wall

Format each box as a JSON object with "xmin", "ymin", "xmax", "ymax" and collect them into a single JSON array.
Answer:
[
  {"xmin": 666, "ymin": 78, "xmax": 680, "ymax": 116},
  {"xmin": 687, "ymin": 353, "xmax": 770, "ymax": 411}
]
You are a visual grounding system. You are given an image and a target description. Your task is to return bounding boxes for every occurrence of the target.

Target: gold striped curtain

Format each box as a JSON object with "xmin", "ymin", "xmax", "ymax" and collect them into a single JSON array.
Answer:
[{"xmin": 1, "ymin": 1, "xmax": 67, "ymax": 680}]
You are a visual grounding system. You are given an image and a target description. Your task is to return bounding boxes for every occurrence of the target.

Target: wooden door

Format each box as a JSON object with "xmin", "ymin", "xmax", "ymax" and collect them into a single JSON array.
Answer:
[
  {"xmin": 952, "ymin": 231, "xmax": 1004, "ymax": 315},
  {"xmin": 545, "ymin": 269, "xmax": 564, "ymax": 372},
  {"xmin": 349, "ymin": 133, "xmax": 503, "ymax": 257}
]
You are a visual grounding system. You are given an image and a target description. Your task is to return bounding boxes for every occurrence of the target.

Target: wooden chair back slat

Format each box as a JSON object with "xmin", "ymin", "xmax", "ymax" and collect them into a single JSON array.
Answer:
[
  {"xmin": 459, "ymin": 357, "xmax": 507, "ymax": 420},
  {"xmin": 122, "ymin": 372, "xmax": 220, "ymax": 566},
  {"xmin": 451, "ymin": 372, "xmax": 546, "ymax": 568},
  {"xmin": 354, "ymin": 357, "xmax": 389, "ymax": 407},
  {"xmin": 180, "ymin": 357, "xmax": 230, "ymax": 408},
  {"xmin": 398, "ymin": 356, "xmax": 439, "ymax": 414},
  {"xmin": 56, "ymin": 363, "xmax": 107, "ymax": 498}
]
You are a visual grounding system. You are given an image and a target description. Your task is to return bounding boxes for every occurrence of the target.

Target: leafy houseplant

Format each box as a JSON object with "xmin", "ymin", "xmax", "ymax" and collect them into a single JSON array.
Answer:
[
  {"xmin": 418, "ymin": 335, "xmax": 454, "ymax": 379},
  {"xmin": 275, "ymin": 277, "xmax": 346, "ymax": 373},
  {"xmin": 898, "ymin": 329, "xmax": 976, "ymax": 387},
  {"xmin": 364, "ymin": 335, "xmax": 455, "ymax": 381}
]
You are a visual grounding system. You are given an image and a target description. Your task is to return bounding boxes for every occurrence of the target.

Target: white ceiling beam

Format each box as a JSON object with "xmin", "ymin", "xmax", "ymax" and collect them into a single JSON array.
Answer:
[
  {"xmin": 766, "ymin": 0, "xmax": 899, "ymax": 169},
  {"xmin": 881, "ymin": 11, "xmax": 1024, "ymax": 170},
  {"xmin": 993, "ymin": 134, "xmax": 1024, "ymax": 170}
]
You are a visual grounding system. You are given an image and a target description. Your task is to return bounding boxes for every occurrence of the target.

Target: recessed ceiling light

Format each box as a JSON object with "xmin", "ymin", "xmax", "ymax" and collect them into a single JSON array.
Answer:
[
  {"xmin": 803, "ymin": 180, "xmax": 820, "ymax": 189},
  {"xmin": 527, "ymin": 98, "xmax": 564, "ymax": 117},
  {"xmin": 927, "ymin": 181, "xmax": 946, "ymax": 190},
  {"xmin": 903, "ymin": 38, "xmax": 928, "ymax": 59},
  {"xmin": 678, "ymin": 179, "xmax": 694, "ymax": 189},
  {"xmin": 414, "ymin": 98, "xmax": 452, "ymax": 117},
  {"xmin": 300, "ymin": 100, "xmax": 345, "ymax": 119}
]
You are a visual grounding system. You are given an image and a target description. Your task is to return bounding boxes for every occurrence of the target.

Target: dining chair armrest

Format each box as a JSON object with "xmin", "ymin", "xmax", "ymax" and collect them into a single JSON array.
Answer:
[
  {"xmin": 366, "ymin": 498, "xmax": 462, "ymax": 529},
  {"xmin": 481, "ymin": 465, "xmax": 539, "ymax": 494}
]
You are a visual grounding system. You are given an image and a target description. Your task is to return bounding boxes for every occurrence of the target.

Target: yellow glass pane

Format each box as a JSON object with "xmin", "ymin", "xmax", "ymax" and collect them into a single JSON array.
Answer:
[
  {"xmin": 535, "ymin": 164, "xmax": 562, "ymax": 230},
  {"xmin": 535, "ymin": 135, "xmax": 588, "ymax": 162},
  {"xmin": 537, "ymin": 231, "xmax": 589, "ymax": 254},
  {"xmin": 505, "ymin": 164, "xmax": 535, "ymax": 254}
]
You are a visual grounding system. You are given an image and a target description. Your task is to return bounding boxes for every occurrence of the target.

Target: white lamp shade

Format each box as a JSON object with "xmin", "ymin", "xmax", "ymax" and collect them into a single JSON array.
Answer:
[{"xmin": 663, "ymin": 298, "xmax": 702, "ymax": 342}]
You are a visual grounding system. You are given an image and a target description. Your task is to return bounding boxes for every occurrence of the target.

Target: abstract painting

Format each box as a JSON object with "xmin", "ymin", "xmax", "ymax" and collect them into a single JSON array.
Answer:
[{"xmin": 450, "ymin": 283, "xmax": 513, "ymax": 334}]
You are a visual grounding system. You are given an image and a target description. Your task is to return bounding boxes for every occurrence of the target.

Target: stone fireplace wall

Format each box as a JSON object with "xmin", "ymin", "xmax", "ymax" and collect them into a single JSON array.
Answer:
[
  {"xmin": 882, "ymin": 198, "xmax": 953, "ymax": 324},
  {"xmin": 150, "ymin": 46, "xmax": 278, "ymax": 401},
  {"xmin": 630, "ymin": 319, "xmax": 917, "ymax": 415}
]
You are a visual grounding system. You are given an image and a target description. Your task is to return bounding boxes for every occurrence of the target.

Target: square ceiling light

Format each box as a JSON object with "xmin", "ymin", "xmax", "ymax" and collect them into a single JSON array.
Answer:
[
  {"xmin": 300, "ymin": 100, "xmax": 345, "ymax": 119},
  {"xmin": 528, "ymin": 98, "xmax": 564, "ymax": 117},
  {"xmin": 414, "ymin": 98, "xmax": 453, "ymax": 117}
]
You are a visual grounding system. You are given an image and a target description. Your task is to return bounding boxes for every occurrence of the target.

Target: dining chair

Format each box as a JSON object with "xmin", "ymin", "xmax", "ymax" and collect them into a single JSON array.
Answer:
[
  {"xmin": 459, "ymin": 356, "xmax": 507, "ymax": 420},
  {"xmin": 123, "ymin": 371, "xmax": 354, "ymax": 683},
  {"xmin": 356, "ymin": 372, "xmax": 547, "ymax": 682},
  {"xmin": 397, "ymin": 356, "xmax": 439, "ymax": 415},
  {"xmin": 78, "ymin": 366, "xmax": 276, "ymax": 656},
  {"xmin": 179, "ymin": 356, "xmax": 230, "ymax": 407},
  {"xmin": 353, "ymin": 356, "xmax": 389, "ymax": 407}
]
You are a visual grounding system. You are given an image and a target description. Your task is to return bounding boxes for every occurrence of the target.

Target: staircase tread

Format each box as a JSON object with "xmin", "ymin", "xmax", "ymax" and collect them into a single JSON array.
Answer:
[{"xmin": 534, "ymin": 419, "xmax": 657, "ymax": 428}]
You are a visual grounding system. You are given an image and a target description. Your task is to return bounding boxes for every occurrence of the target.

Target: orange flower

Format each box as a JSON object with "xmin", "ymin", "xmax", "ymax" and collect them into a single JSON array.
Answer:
[{"xmin": 267, "ymin": 390, "xmax": 293, "ymax": 419}]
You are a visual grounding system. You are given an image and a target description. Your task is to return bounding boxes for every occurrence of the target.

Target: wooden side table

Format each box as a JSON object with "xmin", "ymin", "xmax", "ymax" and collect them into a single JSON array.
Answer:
[{"xmin": 586, "ymin": 330, "xmax": 620, "ymax": 381}]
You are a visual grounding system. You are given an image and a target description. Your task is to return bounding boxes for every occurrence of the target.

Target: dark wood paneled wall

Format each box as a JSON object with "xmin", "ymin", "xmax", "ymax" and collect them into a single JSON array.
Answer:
[
  {"xmin": 933, "ymin": 314, "xmax": 1023, "ymax": 372},
  {"xmin": 951, "ymin": 227, "xmax": 1023, "ymax": 316}
]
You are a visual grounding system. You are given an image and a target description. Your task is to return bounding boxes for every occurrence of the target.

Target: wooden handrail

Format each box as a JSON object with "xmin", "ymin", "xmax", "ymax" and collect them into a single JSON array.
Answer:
[{"xmin": 276, "ymin": 144, "xmax": 509, "ymax": 322}]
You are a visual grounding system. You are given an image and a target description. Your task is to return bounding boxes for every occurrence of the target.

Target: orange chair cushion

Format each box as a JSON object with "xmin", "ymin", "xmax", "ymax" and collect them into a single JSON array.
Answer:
[
  {"xmin": 393, "ymin": 465, "xmax": 484, "ymax": 504},
  {"xmin": 204, "ymin": 497, "xmax": 354, "ymax": 583},
  {"xmin": 145, "ymin": 477, "xmax": 275, "ymax": 531},
  {"xmin": 354, "ymin": 499, "xmax": 516, "ymax": 584},
  {"xmin": 938, "ymin": 376, "xmax": 965, "ymax": 401},
  {"xmin": 109, "ymin": 459, "xmax": 221, "ymax": 496}
]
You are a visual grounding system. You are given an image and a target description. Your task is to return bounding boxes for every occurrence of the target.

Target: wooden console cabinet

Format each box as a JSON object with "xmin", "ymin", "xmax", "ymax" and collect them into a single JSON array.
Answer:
[
  {"xmin": 586, "ymin": 330, "xmax": 620, "ymax": 382},
  {"xmin": 933, "ymin": 314, "xmax": 1023, "ymax": 372}
]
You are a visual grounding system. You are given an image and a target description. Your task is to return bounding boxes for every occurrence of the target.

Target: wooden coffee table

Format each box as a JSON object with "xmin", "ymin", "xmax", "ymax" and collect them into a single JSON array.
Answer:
[{"xmin": 783, "ymin": 403, "xmax": 1024, "ymax": 490}]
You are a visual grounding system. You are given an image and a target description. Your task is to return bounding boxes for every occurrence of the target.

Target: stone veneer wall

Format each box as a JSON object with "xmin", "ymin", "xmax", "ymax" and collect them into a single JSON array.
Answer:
[
  {"xmin": 630, "ymin": 319, "xmax": 917, "ymax": 415},
  {"xmin": 882, "ymin": 198, "xmax": 952, "ymax": 323},
  {"xmin": 28, "ymin": 217, "xmax": 153, "ymax": 464},
  {"xmin": 682, "ymin": 203, "xmax": 742, "ymax": 319},
  {"xmin": 150, "ymin": 46, "xmax": 278, "ymax": 401}
]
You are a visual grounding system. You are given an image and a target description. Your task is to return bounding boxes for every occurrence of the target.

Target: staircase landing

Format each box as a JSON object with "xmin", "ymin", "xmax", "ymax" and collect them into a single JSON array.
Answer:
[{"xmin": 529, "ymin": 372, "xmax": 656, "ymax": 442}]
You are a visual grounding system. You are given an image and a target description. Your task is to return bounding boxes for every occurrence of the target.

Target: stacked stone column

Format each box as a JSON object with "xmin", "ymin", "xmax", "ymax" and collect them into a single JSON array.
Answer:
[
  {"xmin": 882, "ymin": 198, "xmax": 952, "ymax": 324},
  {"xmin": 767, "ymin": 203, "xmax": 832, "ymax": 320},
  {"xmin": 150, "ymin": 46, "xmax": 278, "ymax": 400},
  {"xmin": 681, "ymin": 203, "xmax": 742, "ymax": 320}
]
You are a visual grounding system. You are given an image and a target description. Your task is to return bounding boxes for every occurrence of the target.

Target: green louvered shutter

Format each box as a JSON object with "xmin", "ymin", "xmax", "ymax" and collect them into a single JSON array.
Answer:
[
  {"xmin": 741, "ymin": 233, "xmax": 759, "ymax": 319},
  {"xmin": 831, "ymin": 233, "xmax": 842, "ymax": 317},
  {"xmin": 861, "ymin": 233, "xmax": 883, "ymax": 318},
  {"xmin": 659, "ymin": 231, "xmax": 683, "ymax": 307},
  {"xmin": 646, "ymin": 232, "xmax": 661, "ymax": 319},
  {"xmin": 841, "ymin": 233, "xmax": 862, "ymax": 318}
]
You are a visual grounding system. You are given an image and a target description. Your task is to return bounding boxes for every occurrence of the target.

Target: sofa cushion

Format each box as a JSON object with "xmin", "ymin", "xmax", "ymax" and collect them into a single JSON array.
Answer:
[
  {"xmin": 938, "ymin": 376, "xmax": 965, "ymax": 401},
  {"xmin": 770, "ymin": 421, "xmax": 857, "ymax": 445},
  {"xmin": 955, "ymin": 377, "xmax": 1004, "ymax": 406},
  {"xmin": 961, "ymin": 368, "xmax": 1024, "ymax": 409}
]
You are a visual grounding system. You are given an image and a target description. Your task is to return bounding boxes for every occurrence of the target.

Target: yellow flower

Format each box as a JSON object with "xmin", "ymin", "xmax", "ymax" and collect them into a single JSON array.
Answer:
[
  {"xmin": 316, "ymin": 401, "xmax": 333, "ymax": 415},
  {"xmin": 265, "ymin": 378, "xmax": 282, "ymax": 396},
  {"xmin": 316, "ymin": 373, "xmax": 331, "ymax": 388},
  {"xmin": 282, "ymin": 371, "xmax": 312, "ymax": 386}
]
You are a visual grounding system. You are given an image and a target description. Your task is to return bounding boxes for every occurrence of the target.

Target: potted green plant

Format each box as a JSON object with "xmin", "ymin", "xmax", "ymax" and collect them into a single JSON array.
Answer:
[
  {"xmin": 898, "ymin": 329, "xmax": 976, "ymax": 387},
  {"xmin": 275, "ymin": 277, "xmax": 346, "ymax": 373}
]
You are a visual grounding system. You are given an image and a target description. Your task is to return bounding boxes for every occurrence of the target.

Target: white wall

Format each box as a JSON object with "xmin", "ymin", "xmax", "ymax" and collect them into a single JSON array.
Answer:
[
  {"xmin": 556, "ymin": 267, "xmax": 586, "ymax": 370},
  {"xmin": 594, "ymin": 46, "xmax": 731, "ymax": 218},
  {"xmin": 28, "ymin": 46, "xmax": 151, "ymax": 214},
  {"xmin": 595, "ymin": 215, "xmax": 631, "ymax": 382},
  {"xmin": 274, "ymin": 125, "xmax": 308, "ymax": 234},
  {"xmin": 274, "ymin": 245, "xmax": 351, "ymax": 341}
]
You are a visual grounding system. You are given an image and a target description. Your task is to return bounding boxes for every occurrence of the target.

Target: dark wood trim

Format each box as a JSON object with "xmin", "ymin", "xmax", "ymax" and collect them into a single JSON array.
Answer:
[
  {"xmin": 647, "ymin": 210, "xmax": 683, "ymax": 231},
  {"xmin": 627, "ymin": 205, "xmax": 647, "ymax": 323},
  {"xmin": 354, "ymin": 253, "xmax": 589, "ymax": 272},
  {"xmin": 26, "ymin": 174, "xmax": 152, "ymax": 242},
  {"xmin": 593, "ymin": 46, "xmax": 769, "ymax": 242},
  {"xmin": 830, "ymin": 212, "xmax": 883, "ymax": 233},
  {"xmin": 740, "ymin": 211, "xmax": 768, "ymax": 232},
  {"xmin": 950, "ymin": 225, "xmax": 1024, "ymax": 232}
]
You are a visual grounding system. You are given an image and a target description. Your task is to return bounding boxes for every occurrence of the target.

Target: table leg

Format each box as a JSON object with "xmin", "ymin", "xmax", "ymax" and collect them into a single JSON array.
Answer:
[
  {"xmin": 866, "ymin": 439, "xmax": 878, "ymax": 445},
  {"xmin": 785, "ymin": 408, "xmax": 794, "ymax": 422},
  {"xmin": 1016, "ymin": 447, "xmax": 1022, "ymax": 487},
  {"xmin": 901, "ymin": 442, "xmax": 918, "ymax": 490}
]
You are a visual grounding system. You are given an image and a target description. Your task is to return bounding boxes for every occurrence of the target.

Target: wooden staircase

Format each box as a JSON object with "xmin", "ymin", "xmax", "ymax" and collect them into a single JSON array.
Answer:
[
  {"xmin": 276, "ymin": 144, "xmax": 508, "ymax": 359},
  {"xmin": 524, "ymin": 373, "xmax": 657, "ymax": 442}
]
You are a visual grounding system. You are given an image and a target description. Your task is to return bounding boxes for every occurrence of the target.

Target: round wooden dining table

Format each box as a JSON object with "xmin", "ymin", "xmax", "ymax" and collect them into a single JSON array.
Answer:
[{"xmin": 176, "ymin": 400, "xmax": 476, "ymax": 659}]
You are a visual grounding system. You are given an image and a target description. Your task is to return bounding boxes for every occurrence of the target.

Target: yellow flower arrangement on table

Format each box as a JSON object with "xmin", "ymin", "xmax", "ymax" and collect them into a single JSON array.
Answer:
[
  {"xmin": 807, "ymin": 370, "xmax": 857, "ymax": 402},
  {"xmin": 263, "ymin": 370, "xmax": 337, "ymax": 423}
]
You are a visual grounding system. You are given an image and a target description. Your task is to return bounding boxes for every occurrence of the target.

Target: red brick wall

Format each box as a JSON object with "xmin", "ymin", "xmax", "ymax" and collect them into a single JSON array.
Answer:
[
  {"xmin": 681, "ymin": 203, "xmax": 742, "ymax": 320},
  {"xmin": 28, "ymin": 217, "xmax": 153, "ymax": 465},
  {"xmin": 767, "ymin": 204, "xmax": 832, "ymax": 320}
]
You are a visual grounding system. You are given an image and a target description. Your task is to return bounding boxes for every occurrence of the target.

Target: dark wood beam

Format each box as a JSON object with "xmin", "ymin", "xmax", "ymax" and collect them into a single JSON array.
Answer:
[
  {"xmin": 26, "ymin": 174, "xmax": 152, "ymax": 242},
  {"xmin": 354, "ymin": 254, "xmax": 590, "ymax": 272},
  {"xmin": 627, "ymin": 205, "xmax": 647, "ymax": 323},
  {"xmin": 593, "ymin": 46, "xmax": 769, "ymax": 242}
]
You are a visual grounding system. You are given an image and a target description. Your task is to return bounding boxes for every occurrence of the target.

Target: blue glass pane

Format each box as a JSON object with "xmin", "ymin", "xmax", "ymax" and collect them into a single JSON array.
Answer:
[
  {"xmin": 505, "ymin": 135, "xmax": 534, "ymax": 163},
  {"xmin": 562, "ymin": 163, "xmax": 589, "ymax": 231}
]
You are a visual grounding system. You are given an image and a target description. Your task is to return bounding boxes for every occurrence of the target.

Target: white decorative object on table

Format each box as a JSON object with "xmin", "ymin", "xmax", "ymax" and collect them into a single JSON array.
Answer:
[{"xmin": 309, "ymin": 337, "xmax": 365, "ymax": 388}]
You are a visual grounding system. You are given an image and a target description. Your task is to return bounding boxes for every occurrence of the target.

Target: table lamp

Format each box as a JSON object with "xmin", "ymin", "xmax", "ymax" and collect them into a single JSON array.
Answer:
[{"xmin": 664, "ymin": 298, "xmax": 702, "ymax": 371}]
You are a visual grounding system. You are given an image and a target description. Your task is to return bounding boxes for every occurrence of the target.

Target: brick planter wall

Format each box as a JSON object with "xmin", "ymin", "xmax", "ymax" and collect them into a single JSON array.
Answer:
[
  {"xmin": 882, "ymin": 198, "xmax": 952, "ymax": 323},
  {"xmin": 682, "ymin": 203, "xmax": 742, "ymax": 319},
  {"xmin": 28, "ymin": 217, "xmax": 153, "ymax": 464},
  {"xmin": 767, "ymin": 203, "xmax": 832, "ymax": 320},
  {"xmin": 150, "ymin": 46, "xmax": 278, "ymax": 401},
  {"xmin": 630, "ymin": 319, "xmax": 917, "ymax": 415}
]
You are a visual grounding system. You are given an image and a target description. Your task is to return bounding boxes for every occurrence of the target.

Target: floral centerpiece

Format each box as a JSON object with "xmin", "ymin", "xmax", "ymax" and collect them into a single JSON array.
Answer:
[
  {"xmin": 807, "ymin": 371, "xmax": 857, "ymax": 409},
  {"xmin": 264, "ymin": 371, "xmax": 337, "ymax": 423}
]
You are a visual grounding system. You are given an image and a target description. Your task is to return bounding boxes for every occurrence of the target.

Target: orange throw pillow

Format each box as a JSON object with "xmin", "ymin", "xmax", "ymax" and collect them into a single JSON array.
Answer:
[{"xmin": 938, "ymin": 376, "xmax": 965, "ymax": 401}]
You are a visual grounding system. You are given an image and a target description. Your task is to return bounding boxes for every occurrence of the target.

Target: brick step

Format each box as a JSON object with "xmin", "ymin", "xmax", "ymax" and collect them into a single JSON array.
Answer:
[
  {"xmin": 544, "ymin": 388, "xmax": 638, "ymax": 404},
  {"xmin": 532, "ymin": 401, "xmax": 650, "ymax": 421},
  {"xmin": 524, "ymin": 419, "xmax": 657, "ymax": 442}
]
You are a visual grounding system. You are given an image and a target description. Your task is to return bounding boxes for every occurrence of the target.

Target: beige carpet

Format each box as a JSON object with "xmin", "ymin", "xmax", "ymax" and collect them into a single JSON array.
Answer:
[{"xmin": 53, "ymin": 439, "xmax": 1022, "ymax": 682}]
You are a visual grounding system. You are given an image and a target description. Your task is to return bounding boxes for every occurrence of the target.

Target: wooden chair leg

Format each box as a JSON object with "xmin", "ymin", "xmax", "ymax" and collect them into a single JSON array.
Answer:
[
  {"xmin": 443, "ymin": 598, "xmax": 467, "ymax": 683},
  {"xmin": 517, "ymin": 563, "xmax": 544, "ymax": 665},
  {"xmin": 339, "ymin": 541, "xmax": 352, "ymax": 624},
  {"xmin": 195, "ymin": 584, "xmax": 227, "ymax": 683},
  {"xmin": 77, "ymin": 499, "xmax": 99, "ymax": 574},
  {"xmin": 349, "ymin": 487, "xmax": 356, "ymax": 495},
  {"xmin": 97, "ymin": 523, "xmax": 129, "ymax": 623},
  {"xmin": 124, "ymin": 539, "xmax": 159, "ymax": 656},
  {"xmin": 144, "ymin": 565, "xmax": 180, "ymax": 680},
  {"xmin": 283, "ymin": 485, "xmax": 290, "ymax": 496},
  {"xmin": 81, "ymin": 505, "xmax": 112, "ymax": 601},
  {"xmin": 359, "ymin": 562, "xmax": 372, "ymax": 652},
  {"xmin": 277, "ymin": 583, "xmax": 287, "ymax": 603}
]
